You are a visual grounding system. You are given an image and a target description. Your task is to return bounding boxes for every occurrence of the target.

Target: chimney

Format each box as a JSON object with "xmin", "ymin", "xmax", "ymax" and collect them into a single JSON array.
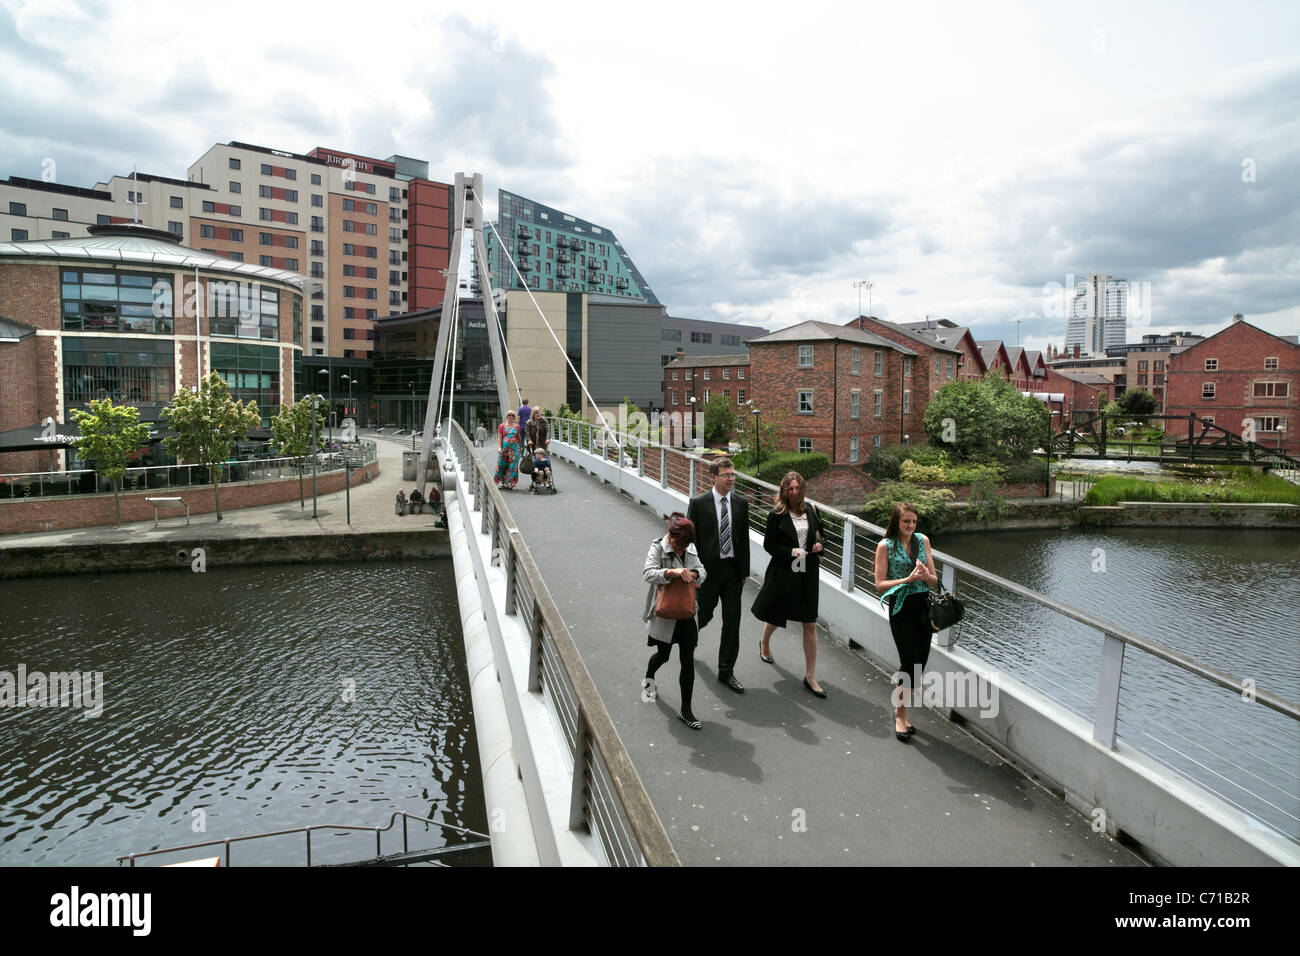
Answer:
[
  {"xmin": 674, "ymin": 348, "xmax": 684, "ymax": 361},
  {"xmin": 1073, "ymin": 345, "xmax": 1081, "ymax": 359}
]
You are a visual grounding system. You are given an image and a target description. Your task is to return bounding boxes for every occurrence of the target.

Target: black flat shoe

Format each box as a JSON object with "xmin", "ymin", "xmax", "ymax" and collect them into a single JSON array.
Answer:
[
  {"xmin": 905, "ymin": 725, "xmax": 916, "ymax": 736},
  {"xmin": 759, "ymin": 641, "xmax": 774, "ymax": 665},
  {"xmin": 802, "ymin": 677, "xmax": 827, "ymax": 699},
  {"xmin": 678, "ymin": 711, "xmax": 702, "ymax": 730},
  {"xmin": 895, "ymin": 729, "xmax": 911, "ymax": 742}
]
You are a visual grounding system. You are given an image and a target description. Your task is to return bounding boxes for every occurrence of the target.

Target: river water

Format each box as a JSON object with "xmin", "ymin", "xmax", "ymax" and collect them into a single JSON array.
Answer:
[
  {"xmin": 940, "ymin": 526, "xmax": 1300, "ymax": 843},
  {"xmin": 0, "ymin": 562, "xmax": 487, "ymax": 866}
]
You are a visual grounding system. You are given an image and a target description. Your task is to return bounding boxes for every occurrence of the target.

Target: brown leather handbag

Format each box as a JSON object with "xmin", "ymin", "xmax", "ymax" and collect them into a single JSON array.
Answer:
[{"xmin": 654, "ymin": 573, "xmax": 697, "ymax": 619}]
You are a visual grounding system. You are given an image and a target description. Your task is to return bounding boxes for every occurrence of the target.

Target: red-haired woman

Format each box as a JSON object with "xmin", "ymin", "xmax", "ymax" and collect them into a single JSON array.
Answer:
[
  {"xmin": 874, "ymin": 502, "xmax": 938, "ymax": 742},
  {"xmin": 642, "ymin": 512, "xmax": 708, "ymax": 729},
  {"xmin": 751, "ymin": 472, "xmax": 827, "ymax": 697}
]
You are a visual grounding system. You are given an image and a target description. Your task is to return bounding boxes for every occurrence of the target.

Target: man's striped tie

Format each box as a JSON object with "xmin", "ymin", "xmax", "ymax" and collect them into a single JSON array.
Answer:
[{"xmin": 720, "ymin": 495, "xmax": 731, "ymax": 557}]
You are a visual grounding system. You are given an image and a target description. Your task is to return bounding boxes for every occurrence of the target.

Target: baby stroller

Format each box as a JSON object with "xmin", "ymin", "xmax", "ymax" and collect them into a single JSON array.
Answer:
[{"xmin": 525, "ymin": 446, "xmax": 557, "ymax": 495}]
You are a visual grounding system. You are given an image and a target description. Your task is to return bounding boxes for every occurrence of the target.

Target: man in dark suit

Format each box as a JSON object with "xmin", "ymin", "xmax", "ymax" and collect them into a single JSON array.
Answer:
[{"xmin": 687, "ymin": 457, "xmax": 750, "ymax": 693}]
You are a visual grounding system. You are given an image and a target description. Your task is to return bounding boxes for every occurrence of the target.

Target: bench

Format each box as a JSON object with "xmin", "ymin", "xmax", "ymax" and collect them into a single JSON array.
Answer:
[{"xmin": 145, "ymin": 496, "xmax": 190, "ymax": 528}]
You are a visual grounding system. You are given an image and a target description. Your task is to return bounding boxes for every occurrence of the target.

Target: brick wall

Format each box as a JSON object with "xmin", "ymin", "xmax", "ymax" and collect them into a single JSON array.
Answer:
[
  {"xmin": 0, "ymin": 332, "xmax": 42, "ymax": 473},
  {"xmin": 0, "ymin": 463, "xmax": 379, "ymax": 535},
  {"xmin": 0, "ymin": 263, "xmax": 60, "ymax": 331},
  {"xmin": 1165, "ymin": 320, "xmax": 1298, "ymax": 454},
  {"xmin": 804, "ymin": 464, "xmax": 875, "ymax": 507}
]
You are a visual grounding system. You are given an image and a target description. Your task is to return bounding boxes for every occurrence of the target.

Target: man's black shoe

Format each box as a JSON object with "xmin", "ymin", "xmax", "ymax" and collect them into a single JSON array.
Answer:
[{"xmin": 719, "ymin": 674, "xmax": 745, "ymax": 694}]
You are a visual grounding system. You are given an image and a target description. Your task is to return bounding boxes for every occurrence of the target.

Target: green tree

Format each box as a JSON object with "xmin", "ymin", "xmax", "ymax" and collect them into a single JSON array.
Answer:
[
  {"xmin": 736, "ymin": 406, "xmax": 783, "ymax": 471},
  {"xmin": 702, "ymin": 393, "xmax": 738, "ymax": 445},
  {"xmin": 161, "ymin": 372, "xmax": 260, "ymax": 521},
  {"xmin": 1116, "ymin": 389, "xmax": 1157, "ymax": 419},
  {"xmin": 71, "ymin": 398, "xmax": 151, "ymax": 527},
  {"xmin": 271, "ymin": 396, "xmax": 325, "ymax": 509},
  {"xmin": 923, "ymin": 377, "xmax": 1048, "ymax": 464}
]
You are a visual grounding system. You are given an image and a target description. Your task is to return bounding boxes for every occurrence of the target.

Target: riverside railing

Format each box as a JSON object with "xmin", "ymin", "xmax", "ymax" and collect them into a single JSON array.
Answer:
[
  {"xmin": 0, "ymin": 441, "xmax": 377, "ymax": 500},
  {"xmin": 448, "ymin": 420, "xmax": 678, "ymax": 867},
  {"xmin": 551, "ymin": 417, "xmax": 1300, "ymax": 843}
]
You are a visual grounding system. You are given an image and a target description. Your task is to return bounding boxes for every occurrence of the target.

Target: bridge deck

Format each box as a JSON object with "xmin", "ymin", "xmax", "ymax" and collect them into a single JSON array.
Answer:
[{"xmin": 475, "ymin": 442, "xmax": 1144, "ymax": 866}]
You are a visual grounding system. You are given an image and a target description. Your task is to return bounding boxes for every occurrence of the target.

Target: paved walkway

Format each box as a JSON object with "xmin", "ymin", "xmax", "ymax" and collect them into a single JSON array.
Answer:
[
  {"xmin": 475, "ymin": 441, "xmax": 1144, "ymax": 866},
  {"xmin": 0, "ymin": 432, "xmax": 440, "ymax": 550}
]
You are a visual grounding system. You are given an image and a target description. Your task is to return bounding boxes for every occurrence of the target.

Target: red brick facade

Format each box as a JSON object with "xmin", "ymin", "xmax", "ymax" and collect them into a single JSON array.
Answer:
[
  {"xmin": 662, "ymin": 355, "xmax": 750, "ymax": 422},
  {"xmin": 1165, "ymin": 320, "xmax": 1298, "ymax": 454},
  {"xmin": 1041, "ymin": 367, "xmax": 1112, "ymax": 425}
]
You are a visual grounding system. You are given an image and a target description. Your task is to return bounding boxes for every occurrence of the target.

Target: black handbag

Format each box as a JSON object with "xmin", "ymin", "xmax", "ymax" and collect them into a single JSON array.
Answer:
[{"xmin": 928, "ymin": 582, "xmax": 966, "ymax": 631}]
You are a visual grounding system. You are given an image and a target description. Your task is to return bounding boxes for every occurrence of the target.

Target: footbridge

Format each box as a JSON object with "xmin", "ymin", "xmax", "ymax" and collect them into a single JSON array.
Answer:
[{"xmin": 436, "ymin": 418, "xmax": 1300, "ymax": 867}]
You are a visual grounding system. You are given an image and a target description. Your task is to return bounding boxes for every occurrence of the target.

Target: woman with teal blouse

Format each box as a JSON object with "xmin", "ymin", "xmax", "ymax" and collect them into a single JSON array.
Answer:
[{"xmin": 874, "ymin": 502, "xmax": 938, "ymax": 742}]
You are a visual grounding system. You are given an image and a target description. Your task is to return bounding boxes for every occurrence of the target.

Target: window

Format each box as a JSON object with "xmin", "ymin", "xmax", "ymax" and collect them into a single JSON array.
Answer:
[
  {"xmin": 97, "ymin": 214, "xmax": 111, "ymax": 225},
  {"xmin": 798, "ymin": 345, "xmax": 814, "ymax": 367},
  {"xmin": 285, "ymin": 258, "xmax": 297, "ymax": 271},
  {"xmin": 389, "ymin": 270, "xmax": 400, "ymax": 285},
  {"xmin": 721, "ymin": 368, "xmax": 730, "ymax": 379},
  {"xmin": 737, "ymin": 369, "xmax": 745, "ymax": 380},
  {"xmin": 343, "ymin": 328, "xmax": 355, "ymax": 340},
  {"xmin": 229, "ymin": 205, "xmax": 240, "ymax": 217},
  {"xmin": 874, "ymin": 350, "xmax": 884, "ymax": 375},
  {"xmin": 343, "ymin": 264, "xmax": 355, "ymax": 277},
  {"xmin": 344, "ymin": 286, "xmax": 355, "ymax": 298},
  {"xmin": 8, "ymin": 201, "xmax": 25, "ymax": 215},
  {"xmin": 228, "ymin": 228, "xmax": 243, "ymax": 242},
  {"xmin": 1155, "ymin": 359, "xmax": 1165, "ymax": 371},
  {"xmin": 390, "ymin": 186, "xmax": 400, "ymax": 201},
  {"xmin": 1202, "ymin": 382, "xmax": 1216, "ymax": 399},
  {"xmin": 284, "ymin": 236, "xmax": 298, "ymax": 249},
  {"xmin": 798, "ymin": 438, "xmax": 813, "ymax": 453},
  {"xmin": 903, "ymin": 390, "xmax": 911, "ymax": 414},
  {"xmin": 366, "ymin": 309, "xmax": 377, "ymax": 320},
  {"xmin": 261, "ymin": 163, "xmax": 272, "ymax": 175},
  {"xmin": 311, "ymin": 194, "xmax": 322, "ymax": 207},
  {"xmin": 851, "ymin": 347, "xmax": 861, "ymax": 374},
  {"xmin": 311, "ymin": 216, "xmax": 323, "ymax": 232},
  {"xmin": 671, "ymin": 390, "xmax": 678, "ymax": 406},
  {"xmin": 873, "ymin": 390, "xmax": 883, "ymax": 417},
  {"xmin": 737, "ymin": 389, "xmax": 745, "ymax": 404},
  {"xmin": 343, "ymin": 243, "xmax": 355, "ymax": 255},
  {"xmin": 11, "ymin": 228, "xmax": 28, "ymax": 240},
  {"xmin": 1253, "ymin": 382, "xmax": 1289, "ymax": 398},
  {"xmin": 285, "ymin": 169, "xmax": 296, "ymax": 181},
  {"xmin": 1265, "ymin": 357, "xmax": 1279, "ymax": 370},
  {"xmin": 228, "ymin": 251, "xmax": 243, "ymax": 262},
  {"xmin": 850, "ymin": 436, "xmax": 859, "ymax": 463},
  {"xmin": 721, "ymin": 334, "xmax": 741, "ymax": 346},
  {"xmin": 311, "ymin": 263, "xmax": 324, "ymax": 278},
  {"xmin": 310, "ymin": 240, "xmax": 323, "ymax": 256},
  {"xmin": 365, "ymin": 288, "xmax": 376, "ymax": 300},
  {"xmin": 53, "ymin": 207, "xmax": 69, "ymax": 220},
  {"xmin": 285, "ymin": 190, "xmax": 298, "ymax": 203},
  {"xmin": 703, "ymin": 370, "xmax": 711, "ymax": 380},
  {"xmin": 310, "ymin": 305, "xmax": 323, "ymax": 321},
  {"xmin": 200, "ymin": 224, "xmax": 216, "ymax": 239},
  {"xmin": 260, "ymin": 232, "xmax": 272, "ymax": 245},
  {"xmin": 259, "ymin": 185, "xmax": 272, "ymax": 198},
  {"xmin": 260, "ymin": 255, "xmax": 272, "ymax": 267},
  {"xmin": 689, "ymin": 331, "xmax": 713, "ymax": 344},
  {"xmin": 389, "ymin": 290, "xmax": 401, "ymax": 304},
  {"xmin": 1138, "ymin": 360, "xmax": 1149, "ymax": 372},
  {"xmin": 798, "ymin": 390, "xmax": 813, "ymax": 414},
  {"xmin": 904, "ymin": 356, "xmax": 913, "ymax": 378},
  {"xmin": 230, "ymin": 181, "xmax": 241, "ymax": 193},
  {"xmin": 343, "ymin": 307, "xmax": 354, "ymax": 319},
  {"xmin": 672, "ymin": 371, "xmax": 679, "ymax": 380},
  {"xmin": 935, "ymin": 355, "xmax": 941, "ymax": 373},
  {"xmin": 311, "ymin": 173, "xmax": 321, "ymax": 185},
  {"xmin": 389, "ymin": 227, "xmax": 401, "ymax": 241},
  {"xmin": 343, "ymin": 199, "xmax": 354, "ymax": 212},
  {"xmin": 873, "ymin": 435, "xmax": 882, "ymax": 449},
  {"xmin": 1204, "ymin": 358, "xmax": 1218, "ymax": 371},
  {"xmin": 202, "ymin": 200, "xmax": 215, "ymax": 212},
  {"xmin": 947, "ymin": 357, "xmax": 954, "ymax": 378},
  {"xmin": 311, "ymin": 327, "xmax": 323, "ymax": 342},
  {"xmin": 365, "ymin": 202, "xmax": 376, "ymax": 215},
  {"xmin": 229, "ymin": 157, "xmax": 241, "ymax": 169},
  {"xmin": 1256, "ymin": 416, "xmax": 1286, "ymax": 431},
  {"xmin": 51, "ymin": 231, "xmax": 69, "ymax": 239}
]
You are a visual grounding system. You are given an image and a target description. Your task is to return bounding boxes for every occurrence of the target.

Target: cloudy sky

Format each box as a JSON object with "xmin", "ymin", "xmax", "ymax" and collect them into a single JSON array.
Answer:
[{"xmin": 2, "ymin": 0, "xmax": 1297, "ymax": 353}]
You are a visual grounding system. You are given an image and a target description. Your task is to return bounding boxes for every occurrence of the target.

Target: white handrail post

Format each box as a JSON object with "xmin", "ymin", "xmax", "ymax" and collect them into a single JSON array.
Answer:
[
  {"xmin": 840, "ymin": 521, "xmax": 855, "ymax": 592},
  {"xmin": 934, "ymin": 562, "xmax": 958, "ymax": 648},
  {"xmin": 1093, "ymin": 634, "xmax": 1126, "ymax": 748}
]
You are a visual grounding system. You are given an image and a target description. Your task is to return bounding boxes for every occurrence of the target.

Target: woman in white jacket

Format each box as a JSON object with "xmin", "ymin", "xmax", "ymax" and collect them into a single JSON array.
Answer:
[{"xmin": 642, "ymin": 512, "xmax": 707, "ymax": 729}]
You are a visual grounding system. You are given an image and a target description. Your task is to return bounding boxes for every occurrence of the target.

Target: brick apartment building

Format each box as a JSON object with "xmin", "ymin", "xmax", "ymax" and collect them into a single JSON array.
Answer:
[
  {"xmin": 897, "ymin": 318, "xmax": 987, "ymax": 382},
  {"xmin": 747, "ymin": 321, "xmax": 926, "ymax": 464},
  {"xmin": 1041, "ymin": 367, "xmax": 1113, "ymax": 425},
  {"xmin": 662, "ymin": 352, "xmax": 751, "ymax": 426},
  {"xmin": 1165, "ymin": 317, "xmax": 1298, "ymax": 455},
  {"xmin": 842, "ymin": 315, "xmax": 963, "ymax": 410}
]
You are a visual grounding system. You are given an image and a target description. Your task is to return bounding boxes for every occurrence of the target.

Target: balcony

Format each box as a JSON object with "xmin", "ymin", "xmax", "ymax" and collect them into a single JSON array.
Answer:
[
  {"xmin": 615, "ymin": 277, "xmax": 629, "ymax": 289},
  {"xmin": 518, "ymin": 259, "xmax": 534, "ymax": 272},
  {"xmin": 516, "ymin": 225, "xmax": 532, "ymax": 239},
  {"xmin": 557, "ymin": 251, "xmax": 572, "ymax": 263},
  {"xmin": 586, "ymin": 272, "xmax": 599, "ymax": 284},
  {"xmin": 556, "ymin": 266, "xmax": 574, "ymax": 279}
]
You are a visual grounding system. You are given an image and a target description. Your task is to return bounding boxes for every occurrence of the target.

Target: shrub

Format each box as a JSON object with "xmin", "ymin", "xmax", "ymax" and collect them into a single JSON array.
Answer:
[
  {"xmin": 900, "ymin": 460, "xmax": 946, "ymax": 482},
  {"xmin": 861, "ymin": 482, "xmax": 955, "ymax": 532},
  {"xmin": 968, "ymin": 476, "xmax": 1013, "ymax": 521},
  {"xmin": 904, "ymin": 444, "xmax": 949, "ymax": 468},
  {"xmin": 756, "ymin": 451, "xmax": 831, "ymax": 484},
  {"xmin": 943, "ymin": 462, "xmax": 1005, "ymax": 485},
  {"xmin": 1003, "ymin": 458, "xmax": 1048, "ymax": 484},
  {"xmin": 865, "ymin": 444, "xmax": 905, "ymax": 480}
]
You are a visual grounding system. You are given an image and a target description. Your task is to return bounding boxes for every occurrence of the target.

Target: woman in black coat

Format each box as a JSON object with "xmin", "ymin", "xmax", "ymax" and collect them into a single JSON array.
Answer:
[{"xmin": 750, "ymin": 471, "xmax": 827, "ymax": 698}]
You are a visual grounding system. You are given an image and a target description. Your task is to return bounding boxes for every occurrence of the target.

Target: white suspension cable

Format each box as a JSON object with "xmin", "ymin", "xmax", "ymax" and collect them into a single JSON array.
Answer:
[
  {"xmin": 471, "ymin": 188, "xmax": 617, "ymax": 441},
  {"xmin": 440, "ymin": 291, "xmax": 460, "ymax": 433}
]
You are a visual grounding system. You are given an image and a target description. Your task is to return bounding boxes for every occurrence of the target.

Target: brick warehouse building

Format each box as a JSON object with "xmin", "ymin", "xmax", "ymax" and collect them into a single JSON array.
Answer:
[
  {"xmin": 662, "ymin": 352, "xmax": 751, "ymax": 434},
  {"xmin": 747, "ymin": 321, "xmax": 923, "ymax": 464},
  {"xmin": 842, "ymin": 315, "xmax": 963, "ymax": 407},
  {"xmin": 0, "ymin": 223, "xmax": 305, "ymax": 474},
  {"xmin": 1165, "ymin": 317, "xmax": 1298, "ymax": 455}
]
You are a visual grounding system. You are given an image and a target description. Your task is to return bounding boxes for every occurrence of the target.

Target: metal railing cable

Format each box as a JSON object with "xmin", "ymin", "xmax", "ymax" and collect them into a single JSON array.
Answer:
[
  {"xmin": 448, "ymin": 420, "xmax": 679, "ymax": 866},
  {"xmin": 550, "ymin": 417, "xmax": 1300, "ymax": 841}
]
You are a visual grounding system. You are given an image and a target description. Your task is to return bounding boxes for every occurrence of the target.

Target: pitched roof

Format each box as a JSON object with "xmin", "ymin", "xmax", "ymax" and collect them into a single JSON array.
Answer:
[
  {"xmin": 1051, "ymin": 368, "xmax": 1112, "ymax": 385},
  {"xmin": 0, "ymin": 316, "xmax": 37, "ymax": 341},
  {"xmin": 846, "ymin": 316, "xmax": 962, "ymax": 353},
  {"xmin": 977, "ymin": 340, "xmax": 1009, "ymax": 367},
  {"xmin": 749, "ymin": 320, "xmax": 916, "ymax": 354}
]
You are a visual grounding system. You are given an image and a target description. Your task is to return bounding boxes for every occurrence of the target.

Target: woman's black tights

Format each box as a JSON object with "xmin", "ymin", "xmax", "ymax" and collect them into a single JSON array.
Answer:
[{"xmin": 646, "ymin": 643, "xmax": 695, "ymax": 717}]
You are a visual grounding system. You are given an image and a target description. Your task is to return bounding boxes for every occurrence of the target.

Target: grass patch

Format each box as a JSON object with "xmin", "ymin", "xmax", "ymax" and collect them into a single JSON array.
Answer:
[{"xmin": 1084, "ymin": 472, "xmax": 1300, "ymax": 506}]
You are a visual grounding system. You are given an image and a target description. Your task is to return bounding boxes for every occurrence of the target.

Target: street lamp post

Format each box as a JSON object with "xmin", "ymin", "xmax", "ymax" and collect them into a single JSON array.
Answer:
[
  {"xmin": 317, "ymin": 367, "xmax": 332, "ymax": 444},
  {"xmin": 686, "ymin": 396, "xmax": 697, "ymax": 449},
  {"xmin": 749, "ymin": 403, "xmax": 762, "ymax": 472},
  {"xmin": 341, "ymin": 374, "xmax": 353, "ymax": 429},
  {"xmin": 310, "ymin": 393, "xmax": 319, "ymax": 518}
]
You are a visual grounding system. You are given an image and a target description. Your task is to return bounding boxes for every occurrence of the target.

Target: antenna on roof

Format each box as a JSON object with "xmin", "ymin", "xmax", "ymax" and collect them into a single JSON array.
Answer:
[
  {"xmin": 127, "ymin": 166, "xmax": 148, "ymax": 224},
  {"xmin": 1014, "ymin": 318, "xmax": 1022, "ymax": 346}
]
